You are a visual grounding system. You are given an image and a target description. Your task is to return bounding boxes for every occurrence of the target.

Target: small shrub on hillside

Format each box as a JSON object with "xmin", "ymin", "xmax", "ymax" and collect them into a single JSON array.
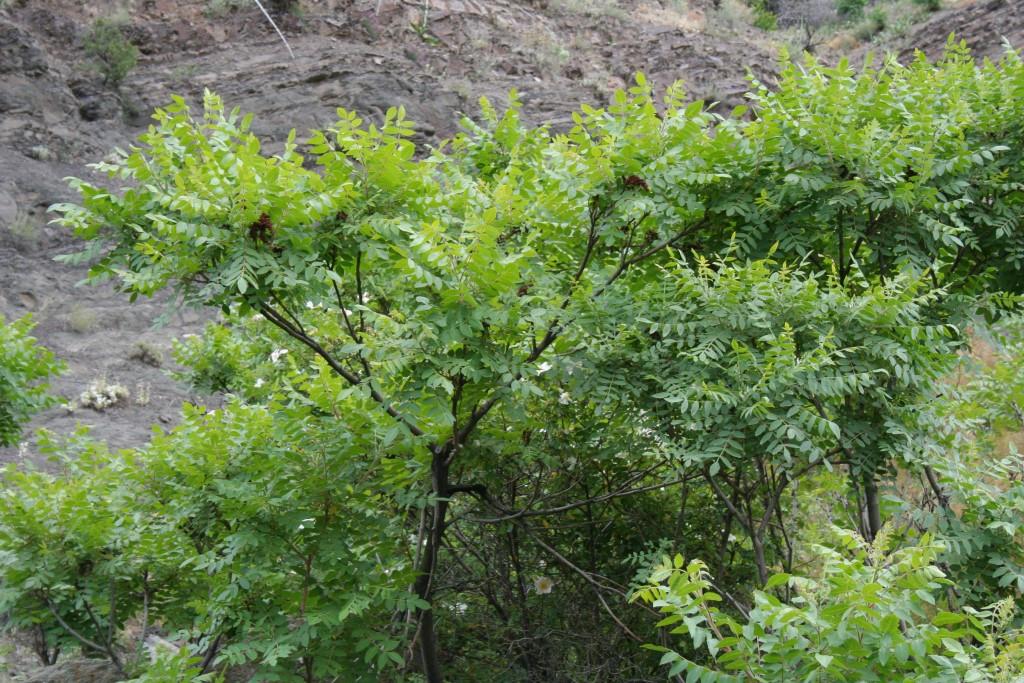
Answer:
[
  {"xmin": 27, "ymin": 144, "xmax": 55, "ymax": 162},
  {"xmin": 206, "ymin": 0, "xmax": 274, "ymax": 17},
  {"xmin": 911, "ymin": 0, "xmax": 941, "ymax": 10},
  {"xmin": 5, "ymin": 210, "xmax": 41, "ymax": 251},
  {"xmin": 709, "ymin": 0, "xmax": 757, "ymax": 31},
  {"xmin": 129, "ymin": 341, "xmax": 163, "ymax": 368},
  {"xmin": 204, "ymin": 0, "xmax": 246, "ymax": 16},
  {"xmin": 0, "ymin": 315, "xmax": 63, "ymax": 447},
  {"xmin": 84, "ymin": 18, "xmax": 138, "ymax": 87},
  {"xmin": 776, "ymin": 0, "xmax": 838, "ymax": 50},
  {"xmin": 750, "ymin": 0, "xmax": 778, "ymax": 29},
  {"xmin": 855, "ymin": 6, "xmax": 886, "ymax": 40},
  {"xmin": 520, "ymin": 25, "xmax": 571, "ymax": 74},
  {"xmin": 552, "ymin": 0, "xmax": 627, "ymax": 18},
  {"xmin": 78, "ymin": 377, "xmax": 129, "ymax": 411},
  {"xmin": 134, "ymin": 381, "xmax": 151, "ymax": 406},
  {"xmin": 67, "ymin": 304, "xmax": 98, "ymax": 334},
  {"xmin": 207, "ymin": 0, "xmax": 299, "ymax": 16},
  {"xmin": 835, "ymin": 0, "xmax": 865, "ymax": 19},
  {"xmin": 263, "ymin": 0, "xmax": 299, "ymax": 12}
]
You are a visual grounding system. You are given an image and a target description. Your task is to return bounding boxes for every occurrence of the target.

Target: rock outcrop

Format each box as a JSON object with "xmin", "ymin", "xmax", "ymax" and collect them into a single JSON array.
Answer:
[{"xmin": 20, "ymin": 659, "xmax": 122, "ymax": 683}]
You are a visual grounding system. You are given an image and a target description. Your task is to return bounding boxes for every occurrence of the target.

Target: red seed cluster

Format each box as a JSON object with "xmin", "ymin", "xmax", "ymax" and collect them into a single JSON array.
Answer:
[
  {"xmin": 249, "ymin": 212, "xmax": 274, "ymax": 244},
  {"xmin": 623, "ymin": 175, "xmax": 649, "ymax": 191}
]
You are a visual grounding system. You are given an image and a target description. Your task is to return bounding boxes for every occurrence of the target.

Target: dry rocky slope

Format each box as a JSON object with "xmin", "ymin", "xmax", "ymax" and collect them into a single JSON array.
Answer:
[{"xmin": 897, "ymin": 0, "xmax": 1023, "ymax": 61}]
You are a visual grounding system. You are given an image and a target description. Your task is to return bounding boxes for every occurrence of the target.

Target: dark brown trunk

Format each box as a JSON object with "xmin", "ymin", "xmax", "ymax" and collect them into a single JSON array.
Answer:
[
  {"xmin": 414, "ymin": 451, "xmax": 449, "ymax": 683},
  {"xmin": 743, "ymin": 487, "xmax": 769, "ymax": 586},
  {"xmin": 713, "ymin": 497, "xmax": 735, "ymax": 578},
  {"xmin": 862, "ymin": 471, "xmax": 881, "ymax": 542},
  {"xmin": 750, "ymin": 528, "xmax": 769, "ymax": 586}
]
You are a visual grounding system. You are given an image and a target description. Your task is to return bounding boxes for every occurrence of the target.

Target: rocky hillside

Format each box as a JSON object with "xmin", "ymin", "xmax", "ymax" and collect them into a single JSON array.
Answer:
[{"xmin": 896, "ymin": 0, "xmax": 1023, "ymax": 61}]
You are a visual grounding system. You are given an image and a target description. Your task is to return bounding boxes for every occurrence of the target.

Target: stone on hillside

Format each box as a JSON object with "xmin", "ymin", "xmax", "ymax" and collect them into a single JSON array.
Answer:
[{"xmin": 20, "ymin": 659, "xmax": 122, "ymax": 683}]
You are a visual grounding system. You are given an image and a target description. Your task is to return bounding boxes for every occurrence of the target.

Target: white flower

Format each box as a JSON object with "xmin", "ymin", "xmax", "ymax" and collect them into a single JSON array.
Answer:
[
  {"xmin": 254, "ymin": 378, "xmax": 265, "ymax": 388},
  {"xmin": 533, "ymin": 576, "xmax": 554, "ymax": 595},
  {"xmin": 537, "ymin": 361, "xmax": 552, "ymax": 374},
  {"xmin": 251, "ymin": 314, "xmax": 265, "ymax": 322},
  {"xmin": 78, "ymin": 378, "xmax": 129, "ymax": 411},
  {"xmin": 270, "ymin": 348, "xmax": 289, "ymax": 363},
  {"xmin": 305, "ymin": 300, "xmax": 316, "ymax": 309},
  {"xmin": 558, "ymin": 391, "xmax": 571, "ymax": 405}
]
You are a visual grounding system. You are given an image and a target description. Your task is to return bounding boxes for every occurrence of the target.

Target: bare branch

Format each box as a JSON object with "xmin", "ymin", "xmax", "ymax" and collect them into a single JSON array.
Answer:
[
  {"xmin": 259, "ymin": 302, "xmax": 428, "ymax": 440},
  {"xmin": 470, "ymin": 472, "xmax": 696, "ymax": 524},
  {"xmin": 44, "ymin": 598, "xmax": 122, "ymax": 671}
]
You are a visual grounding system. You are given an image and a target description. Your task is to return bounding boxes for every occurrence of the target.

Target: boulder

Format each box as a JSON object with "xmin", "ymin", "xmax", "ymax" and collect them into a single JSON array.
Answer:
[{"xmin": 20, "ymin": 658, "xmax": 122, "ymax": 683}]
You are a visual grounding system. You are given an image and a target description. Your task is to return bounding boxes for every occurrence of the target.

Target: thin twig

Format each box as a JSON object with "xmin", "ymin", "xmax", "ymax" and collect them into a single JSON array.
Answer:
[
  {"xmin": 252, "ymin": 0, "xmax": 295, "ymax": 59},
  {"xmin": 136, "ymin": 570, "xmax": 150, "ymax": 668},
  {"xmin": 470, "ymin": 473, "xmax": 695, "ymax": 524},
  {"xmin": 524, "ymin": 530, "xmax": 644, "ymax": 640}
]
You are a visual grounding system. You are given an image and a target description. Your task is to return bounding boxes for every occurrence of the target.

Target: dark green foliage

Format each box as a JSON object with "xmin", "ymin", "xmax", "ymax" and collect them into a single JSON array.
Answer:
[
  {"xmin": 0, "ymin": 315, "xmax": 63, "ymax": 447},
  {"xmin": 835, "ymin": 0, "xmax": 866, "ymax": 19},
  {"xmin": 264, "ymin": 0, "xmax": 298, "ymax": 12},
  {"xmin": 909, "ymin": 316, "xmax": 1024, "ymax": 606},
  {"xmin": 600, "ymin": 256, "xmax": 957, "ymax": 581},
  {"xmin": 855, "ymin": 7, "xmax": 887, "ymax": 40},
  {"xmin": 750, "ymin": 0, "xmax": 779, "ymax": 30}
]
